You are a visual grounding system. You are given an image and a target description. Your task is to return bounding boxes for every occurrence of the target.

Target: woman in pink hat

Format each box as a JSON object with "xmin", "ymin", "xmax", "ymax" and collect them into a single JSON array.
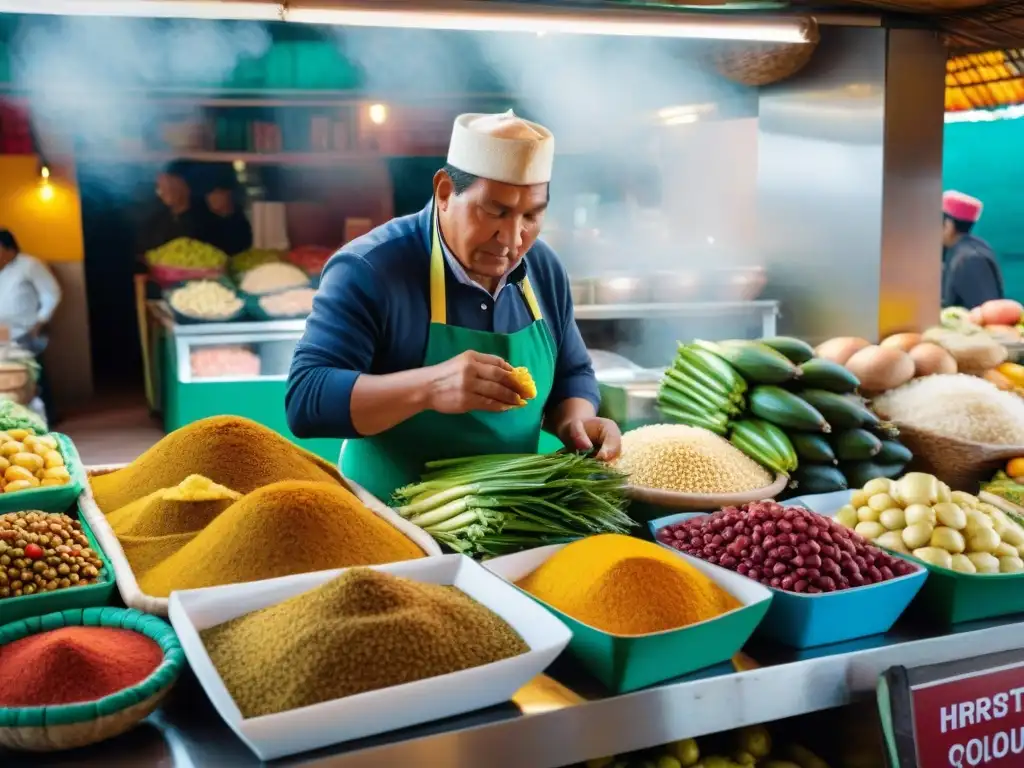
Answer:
[{"xmin": 942, "ymin": 190, "xmax": 1003, "ymax": 308}]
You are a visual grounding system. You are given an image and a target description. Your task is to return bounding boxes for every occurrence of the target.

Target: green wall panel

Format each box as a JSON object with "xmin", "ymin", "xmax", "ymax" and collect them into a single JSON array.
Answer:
[{"xmin": 944, "ymin": 118, "xmax": 1024, "ymax": 303}]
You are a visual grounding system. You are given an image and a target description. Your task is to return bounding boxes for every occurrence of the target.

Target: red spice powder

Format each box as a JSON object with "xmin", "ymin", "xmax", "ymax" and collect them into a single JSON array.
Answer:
[{"xmin": 0, "ymin": 626, "xmax": 163, "ymax": 707}]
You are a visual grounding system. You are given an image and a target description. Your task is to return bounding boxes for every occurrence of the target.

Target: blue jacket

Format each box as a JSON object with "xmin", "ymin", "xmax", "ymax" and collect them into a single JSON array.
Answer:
[
  {"xmin": 942, "ymin": 234, "xmax": 1004, "ymax": 308},
  {"xmin": 286, "ymin": 202, "xmax": 599, "ymax": 439}
]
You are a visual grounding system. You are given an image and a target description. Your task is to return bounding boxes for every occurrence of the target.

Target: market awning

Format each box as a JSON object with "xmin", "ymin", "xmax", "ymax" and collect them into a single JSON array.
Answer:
[{"xmin": 946, "ymin": 48, "xmax": 1024, "ymax": 111}]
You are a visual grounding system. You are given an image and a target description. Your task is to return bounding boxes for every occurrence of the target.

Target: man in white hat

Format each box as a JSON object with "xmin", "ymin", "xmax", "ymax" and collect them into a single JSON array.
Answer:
[
  {"xmin": 287, "ymin": 111, "xmax": 619, "ymax": 501},
  {"xmin": 941, "ymin": 190, "xmax": 1003, "ymax": 308}
]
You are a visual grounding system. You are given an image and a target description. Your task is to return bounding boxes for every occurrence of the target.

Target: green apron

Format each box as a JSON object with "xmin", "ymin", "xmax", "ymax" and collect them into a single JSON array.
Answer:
[{"xmin": 340, "ymin": 203, "xmax": 559, "ymax": 502}]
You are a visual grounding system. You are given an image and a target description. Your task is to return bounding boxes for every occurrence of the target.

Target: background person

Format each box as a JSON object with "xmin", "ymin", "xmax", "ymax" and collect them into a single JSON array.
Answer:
[
  {"xmin": 200, "ymin": 165, "xmax": 253, "ymax": 256},
  {"xmin": 942, "ymin": 190, "xmax": 1004, "ymax": 308}
]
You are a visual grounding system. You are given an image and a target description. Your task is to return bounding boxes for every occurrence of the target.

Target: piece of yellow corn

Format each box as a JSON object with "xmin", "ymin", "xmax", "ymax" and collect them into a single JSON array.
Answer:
[{"xmin": 511, "ymin": 366, "xmax": 537, "ymax": 406}]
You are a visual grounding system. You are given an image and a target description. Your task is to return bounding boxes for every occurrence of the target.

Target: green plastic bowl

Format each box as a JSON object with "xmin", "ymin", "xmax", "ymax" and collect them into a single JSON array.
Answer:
[
  {"xmin": 0, "ymin": 434, "xmax": 84, "ymax": 516},
  {"xmin": 0, "ymin": 502, "xmax": 117, "ymax": 626},
  {"xmin": 895, "ymin": 552, "xmax": 1024, "ymax": 625},
  {"xmin": 0, "ymin": 608, "xmax": 184, "ymax": 751},
  {"xmin": 485, "ymin": 543, "xmax": 773, "ymax": 694}
]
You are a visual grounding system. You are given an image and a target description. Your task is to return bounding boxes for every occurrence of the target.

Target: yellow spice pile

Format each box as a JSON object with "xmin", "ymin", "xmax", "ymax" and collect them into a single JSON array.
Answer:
[
  {"xmin": 518, "ymin": 534, "xmax": 740, "ymax": 636},
  {"xmin": 614, "ymin": 424, "xmax": 772, "ymax": 494},
  {"xmin": 107, "ymin": 475, "xmax": 240, "ymax": 537},
  {"xmin": 90, "ymin": 415, "xmax": 341, "ymax": 514},
  {"xmin": 202, "ymin": 568, "xmax": 528, "ymax": 718},
  {"xmin": 136, "ymin": 481, "xmax": 425, "ymax": 597}
]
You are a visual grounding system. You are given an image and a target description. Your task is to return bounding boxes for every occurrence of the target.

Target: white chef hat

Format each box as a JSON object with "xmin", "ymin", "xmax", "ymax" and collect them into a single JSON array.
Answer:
[{"xmin": 446, "ymin": 110, "xmax": 555, "ymax": 186}]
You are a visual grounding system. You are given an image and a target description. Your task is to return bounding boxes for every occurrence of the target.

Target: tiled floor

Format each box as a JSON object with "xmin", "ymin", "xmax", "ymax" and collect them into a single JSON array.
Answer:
[{"xmin": 58, "ymin": 395, "xmax": 165, "ymax": 466}]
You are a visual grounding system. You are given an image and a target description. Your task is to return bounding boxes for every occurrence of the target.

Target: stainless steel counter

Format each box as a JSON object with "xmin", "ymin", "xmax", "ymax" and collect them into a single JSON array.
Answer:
[{"xmin": 12, "ymin": 613, "xmax": 1024, "ymax": 768}]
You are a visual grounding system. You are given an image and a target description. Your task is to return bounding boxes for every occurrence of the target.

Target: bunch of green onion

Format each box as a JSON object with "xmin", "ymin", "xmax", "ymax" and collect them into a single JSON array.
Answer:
[{"xmin": 392, "ymin": 453, "xmax": 634, "ymax": 557}]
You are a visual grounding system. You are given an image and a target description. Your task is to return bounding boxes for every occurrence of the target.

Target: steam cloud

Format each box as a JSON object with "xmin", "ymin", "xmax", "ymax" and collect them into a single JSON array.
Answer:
[{"xmin": 1, "ymin": 14, "xmax": 760, "ymax": 362}]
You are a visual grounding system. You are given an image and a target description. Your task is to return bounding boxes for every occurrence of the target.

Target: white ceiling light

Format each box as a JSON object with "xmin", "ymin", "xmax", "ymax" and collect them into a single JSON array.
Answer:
[
  {"xmin": 0, "ymin": 0, "xmax": 282, "ymax": 20},
  {"xmin": 0, "ymin": 0, "xmax": 818, "ymax": 44}
]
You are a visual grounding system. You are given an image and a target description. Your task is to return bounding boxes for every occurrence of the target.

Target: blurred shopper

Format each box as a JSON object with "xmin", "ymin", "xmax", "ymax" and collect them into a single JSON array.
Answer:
[
  {"xmin": 0, "ymin": 229, "xmax": 61, "ymax": 354},
  {"xmin": 201, "ymin": 166, "xmax": 253, "ymax": 256},
  {"xmin": 942, "ymin": 190, "xmax": 1004, "ymax": 308},
  {"xmin": 0, "ymin": 229, "xmax": 62, "ymax": 418},
  {"xmin": 137, "ymin": 160, "xmax": 207, "ymax": 255}
]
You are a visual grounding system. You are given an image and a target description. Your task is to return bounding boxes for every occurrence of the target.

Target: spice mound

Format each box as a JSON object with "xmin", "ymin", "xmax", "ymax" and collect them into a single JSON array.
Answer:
[
  {"xmin": 614, "ymin": 424, "xmax": 772, "ymax": 494},
  {"xmin": 0, "ymin": 511, "xmax": 104, "ymax": 599},
  {"xmin": 0, "ymin": 626, "xmax": 163, "ymax": 707},
  {"xmin": 873, "ymin": 374, "xmax": 1024, "ymax": 445},
  {"xmin": 90, "ymin": 415, "xmax": 340, "ymax": 513},
  {"xmin": 107, "ymin": 475, "xmax": 241, "ymax": 538},
  {"xmin": 136, "ymin": 481, "xmax": 424, "ymax": 596},
  {"xmin": 517, "ymin": 534, "xmax": 740, "ymax": 635},
  {"xmin": 201, "ymin": 568, "xmax": 528, "ymax": 718}
]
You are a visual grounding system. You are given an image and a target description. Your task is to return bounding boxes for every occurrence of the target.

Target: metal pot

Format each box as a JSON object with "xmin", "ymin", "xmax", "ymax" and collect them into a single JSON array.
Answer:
[
  {"xmin": 570, "ymin": 278, "xmax": 595, "ymax": 306},
  {"xmin": 593, "ymin": 274, "xmax": 651, "ymax": 305},
  {"xmin": 650, "ymin": 271, "xmax": 701, "ymax": 304}
]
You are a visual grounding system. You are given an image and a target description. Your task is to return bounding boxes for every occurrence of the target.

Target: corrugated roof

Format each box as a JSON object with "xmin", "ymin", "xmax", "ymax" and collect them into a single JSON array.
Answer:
[{"xmin": 946, "ymin": 49, "xmax": 1024, "ymax": 111}]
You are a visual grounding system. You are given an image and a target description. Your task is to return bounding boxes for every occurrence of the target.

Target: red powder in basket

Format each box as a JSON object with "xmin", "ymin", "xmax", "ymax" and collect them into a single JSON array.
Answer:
[{"xmin": 0, "ymin": 626, "xmax": 164, "ymax": 707}]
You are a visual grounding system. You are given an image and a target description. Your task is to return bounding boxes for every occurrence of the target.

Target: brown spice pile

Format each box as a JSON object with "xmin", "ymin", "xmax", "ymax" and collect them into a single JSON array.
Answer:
[{"xmin": 201, "ymin": 568, "xmax": 528, "ymax": 718}]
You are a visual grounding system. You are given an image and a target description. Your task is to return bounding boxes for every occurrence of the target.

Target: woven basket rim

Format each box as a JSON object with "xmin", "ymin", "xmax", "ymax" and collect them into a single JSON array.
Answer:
[
  {"xmin": 0, "ymin": 607, "xmax": 183, "ymax": 727},
  {"xmin": 893, "ymin": 421, "xmax": 1024, "ymax": 457}
]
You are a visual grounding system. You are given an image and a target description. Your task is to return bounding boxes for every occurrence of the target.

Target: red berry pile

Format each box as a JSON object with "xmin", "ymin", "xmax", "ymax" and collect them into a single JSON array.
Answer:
[{"xmin": 656, "ymin": 501, "xmax": 916, "ymax": 594}]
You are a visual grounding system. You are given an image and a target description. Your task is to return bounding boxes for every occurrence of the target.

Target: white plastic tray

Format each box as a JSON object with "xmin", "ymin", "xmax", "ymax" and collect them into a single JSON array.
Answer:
[
  {"xmin": 81, "ymin": 464, "xmax": 442, "ymax": 616},
  {"xmin": 484, "ymin": 543, "xmax": 773, "ymax": 630},
  {"xmin": 168, "ymin": 555, "xmax": 572, "ymax": 761}
]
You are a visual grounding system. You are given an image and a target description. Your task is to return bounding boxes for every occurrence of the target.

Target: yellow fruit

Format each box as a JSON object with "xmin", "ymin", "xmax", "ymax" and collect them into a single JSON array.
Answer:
[
  {"xmin": 41, "ymin": 466, "xmax": 71, "ymax": 482},
  {"xmin": 1006, "ymin": 457, "xmax": 1024, "ymax": 479},
  {"xmin": 39, "ymin": 478, "xmax": 64, "ymax": 487},
  {"xmin": 34, "ymin": 435, "xmax": 57, "ymax": 450},
  {"xmin": 3, "ymin": 480, "xmax": 35, "ymax": 493},
  {"xmin": 0, "ymin": 442, "xmax": 23, "ymax": 456},
  {"xmin": 6, "ymin": 429, "xmax": 30, "ymax": 441},
  {"xmin": 0, "ymin": 456, "xmax": 9, "ymax": 472},
  {"xmin": 11, "ymin": 452, "xmax": 44, "ymax": 472},
  {"xmin": 42, "ymin": 450, "xmax": 64, "ymax": 469},
  {"xmin": 5, "ymin": 465, "xmax": 35, "ymax": 484}
]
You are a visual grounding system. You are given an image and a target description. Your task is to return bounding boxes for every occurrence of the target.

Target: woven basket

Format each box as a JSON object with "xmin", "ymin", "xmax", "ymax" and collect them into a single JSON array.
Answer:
[
  {"xmin": 0, "ymin": 607, "xmax": 184, "ymax": 752},
  {"xmin": 890, "ymin": 422, "xmax": 1024, "ymax": 492},
  {"xmin": 711, "ymin": 33, "xmax": 820, "ymax": 87}
]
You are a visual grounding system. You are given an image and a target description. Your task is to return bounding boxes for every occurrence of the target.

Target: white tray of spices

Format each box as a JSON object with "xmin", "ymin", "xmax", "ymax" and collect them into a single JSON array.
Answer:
[
  {"xmin": 168, "ymin": 554, "xmax": 571, "ymax": 761},
  {"xmin": 80, "ymin": 465, "xmax": 442, "ymax": 617}
]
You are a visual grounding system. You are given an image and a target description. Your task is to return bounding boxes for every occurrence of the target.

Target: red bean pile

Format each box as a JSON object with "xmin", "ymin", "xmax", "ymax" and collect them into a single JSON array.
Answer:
[{"xmin": 656, "ymin": 501, "xmax": 915, "ymax": 594}]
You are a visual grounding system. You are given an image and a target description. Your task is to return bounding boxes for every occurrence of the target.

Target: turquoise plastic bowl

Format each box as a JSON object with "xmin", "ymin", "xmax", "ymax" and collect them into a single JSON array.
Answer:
[{"xmin": 651, "ymin": 512, "xmax": 929, "ymax": 649}]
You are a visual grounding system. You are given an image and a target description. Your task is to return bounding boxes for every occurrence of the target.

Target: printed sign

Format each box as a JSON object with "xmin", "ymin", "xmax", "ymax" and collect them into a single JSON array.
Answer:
[{"xmin": 911, "ymin": 661, "xmax": 1024, "ymax": 768}]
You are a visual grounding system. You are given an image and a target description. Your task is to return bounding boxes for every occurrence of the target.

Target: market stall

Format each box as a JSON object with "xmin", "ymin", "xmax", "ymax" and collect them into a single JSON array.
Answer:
[{"xmin": 4, "ymin": 315, "xmax": 1024, "ymax": 766}]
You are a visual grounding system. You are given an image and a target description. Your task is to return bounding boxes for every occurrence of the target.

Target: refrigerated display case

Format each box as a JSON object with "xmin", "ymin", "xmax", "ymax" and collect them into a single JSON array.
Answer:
[{"xmin": 148, "ymin": 302, "xmax": 341, "ymax": 462}]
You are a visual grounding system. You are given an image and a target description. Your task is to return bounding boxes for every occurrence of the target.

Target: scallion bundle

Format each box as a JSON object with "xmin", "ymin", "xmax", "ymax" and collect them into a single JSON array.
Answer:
[{"xmin": 392, "ymin": 453, "xmax": 633, "ymax": 557}]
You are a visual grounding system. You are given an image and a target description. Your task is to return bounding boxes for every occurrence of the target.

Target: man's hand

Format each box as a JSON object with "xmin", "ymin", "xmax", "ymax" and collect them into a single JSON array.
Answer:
[
  {"xmin": 427, "ymin": 350, "xmax": 526, "ymax": 414},
  {"xmin": 558, "ymin": 416, "xmax": 622, "ymax": 462}
]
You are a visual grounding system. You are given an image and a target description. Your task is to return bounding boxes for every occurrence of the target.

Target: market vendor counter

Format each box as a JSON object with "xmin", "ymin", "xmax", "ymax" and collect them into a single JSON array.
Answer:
[
  {"xmin": 145, "ymin": 301, "xmax": 341, "ymax": 463},
  {"xmin": 28, "ymin": 612, "xmax": 1024, "ymax": 768}
]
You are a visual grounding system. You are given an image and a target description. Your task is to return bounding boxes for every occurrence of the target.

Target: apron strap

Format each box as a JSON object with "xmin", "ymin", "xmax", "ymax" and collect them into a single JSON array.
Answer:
[{"xmin": 429, "ymin": 200, "xmax": 544, "ymax": 325}]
